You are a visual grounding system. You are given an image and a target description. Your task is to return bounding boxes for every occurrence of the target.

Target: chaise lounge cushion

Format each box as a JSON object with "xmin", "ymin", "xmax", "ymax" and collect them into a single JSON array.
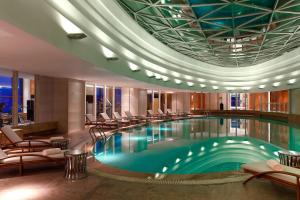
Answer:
[
  {"xmin": 242, "ymin": 161, "xmax": 300, "ymax": 185},
  {"xmin": 1, "ymin": 125, "xmax": 22, "ymax": 143}
]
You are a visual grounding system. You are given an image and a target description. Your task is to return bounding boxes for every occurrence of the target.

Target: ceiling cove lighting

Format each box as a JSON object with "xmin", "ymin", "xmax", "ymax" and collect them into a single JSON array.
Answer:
[
  {"xmin": 212, "ymin": 86, "xmax": 219, "ymax": 90},
  {"xmin": 275, "ymin": 75, "xmax": 284, "ymax": 80},
  {"xmin": 174, "ymin": 79, "xmax": 182, "ymax": 84},
  {"xmin": 101, "ymin": 46, "xmax": 117, "ymax": 60},
  {"xmin": 261, "ymin": 79, "xmax": 269, "ymax": 83},
  {"xmin": 291, "ymin": 71, "xmax": 300, "ymax": 76},
  {"xmin": 241, "ymin": 86, "xmax": 251, "ymax": 91},
  {"xmin": 155, "ymin": 73, "xmax": 162, "ymax": 80},
  {"xmin": 128, "ymin": 62, "xmax": 140, "ymax": 71},
  {"xmin": 200, "ymin": 84, "xmax": 206, "ymax": 88},
  {"xmin": 187, "ymin": 82, "xmax": 194, "ymax": 87},
  {"xmin": 59, "ymin": 15, "xmax": 87, "ymax": 39},
  {"xmin": 210, "ymin": 80, "xmax": 218, "ymax": 84},
  {"xmin": 258, "ymin": 85, "xmax": 266, "ymax": 89},
  {"xmin": 225, "ymin": 87, "xmax": 235, "ymax": 91},
  {"xmin": 198, "ymin": 78, "xmax": 206, "ymax": 82},
  {"xmin": 288, "ymin": 79, "xmax": 296, "ymax": 84},
  {"xmin": 273, "ymin": 82, "xmax": 281, "ymax": 87},
  {"xmin": 145, "ymin": 70, "xmax": 154, "ymax": 77}
]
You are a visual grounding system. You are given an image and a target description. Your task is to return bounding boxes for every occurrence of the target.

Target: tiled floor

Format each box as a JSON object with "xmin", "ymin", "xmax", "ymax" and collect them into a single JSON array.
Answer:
[{"xmin": 0, "ymin": 127, "xmax": 296, "ymax": 200}]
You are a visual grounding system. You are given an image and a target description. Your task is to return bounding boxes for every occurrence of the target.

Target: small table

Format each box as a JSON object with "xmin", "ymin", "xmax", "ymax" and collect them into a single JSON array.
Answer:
[
  {"xmin": 51, "ymin": 139, "xmax": 69, "ymax": 150},
  {"xmin": 64, "ymin": 150, "xmax": 88, "ymax": 180},
  {"xmin": 278, "ymin": 150, "xmax": 300, "ymax": 168}
]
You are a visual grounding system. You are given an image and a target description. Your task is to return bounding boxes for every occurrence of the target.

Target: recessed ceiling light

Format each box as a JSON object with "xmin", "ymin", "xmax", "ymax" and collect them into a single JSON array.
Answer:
[
  {"xmin": 187, "ymin": 82, "xmax": 194, "ymax": 87},
  {"xmin": 174, "ymin": 79, "xmax": 182, "ymax": 84},
  {"xmin": 200, "ymin": 84, "xmax": 206, "ymax": 88},
  {"xmin": 185, "ymin": 75, "xmax": 193, "ymax": 80},
  {"xmin": 145, "ymin": 70, "xmax": 154, "ymax": 77},
  {"xmin": 162, "ymin": 76, "xmax": 169, "ymax": 82},
  {"xmin": 210, "ymin": 80, "xmax": 218, "ymax": 84},
  {"xmin": 155, "ymin": 73, "xmax": 162, "ymax": 80},
  {"xmin": 101, "ymin": 46, "xmax": 117, "ymax": 60},
  {"xmin": 273, "ymin": 82, "xmax": 280, "ymax": 87},
  {"xmin": 58, "ymin": 15, "xmax": 86, "ymax": 39},
  {"xmin": 128, "ymin": 62, "xmax": 140, "ymax": 71},
  {"xmin": 212, "ymin": 86, "xmax": 219, "ymax": 90},
  {"xmin": 288, "ymin": 79, "xmax": 296, "ymax": 84},
  {"xmin": 258, "ymin": 85, "xmax": 266, "ymax": 89}
]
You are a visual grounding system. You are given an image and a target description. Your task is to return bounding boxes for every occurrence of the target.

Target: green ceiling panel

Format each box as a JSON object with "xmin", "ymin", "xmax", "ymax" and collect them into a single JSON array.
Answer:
[{"xmin": 117, "ymin": 0, "xmax": 300, "ymax": 67}]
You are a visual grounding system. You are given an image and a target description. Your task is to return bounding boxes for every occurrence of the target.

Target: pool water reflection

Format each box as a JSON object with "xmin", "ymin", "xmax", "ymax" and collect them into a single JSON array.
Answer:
[{"xmin": 93, "ymin": 117, "xmax": 300, "ymax": 174}]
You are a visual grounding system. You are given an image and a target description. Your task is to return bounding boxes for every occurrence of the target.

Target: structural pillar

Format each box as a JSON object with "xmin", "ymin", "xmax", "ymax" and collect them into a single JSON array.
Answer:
[
  {"xmin": 268, "ymin": 91, "xmax": 271, "ymax": 112},
  {"xmin": 12, "ymin": 71, "xmax": 19, "ymax": 126},
  {"xmin": 112, "ymin": 86, "xmax": 115, "ymax": 114}
]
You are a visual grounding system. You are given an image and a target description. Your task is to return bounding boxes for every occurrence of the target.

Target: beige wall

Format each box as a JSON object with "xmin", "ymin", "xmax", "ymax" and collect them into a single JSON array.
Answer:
[
  {"xmin": 171, "ymin": 92, "xmax": 190, "ymax": 113},
  {"xmin": 138, "ymin": 89, "xmax": 147, "ymax": 116},
  {"xmin": 290, "ymin": 89, "xmax": 300, "ymax": 114},
  {"xmin": 35, "ymin": 75, "xmax": 85, "ymax": 134}
]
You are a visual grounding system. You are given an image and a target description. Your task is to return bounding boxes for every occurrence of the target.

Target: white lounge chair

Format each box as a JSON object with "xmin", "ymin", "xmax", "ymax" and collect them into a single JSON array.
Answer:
[
  {"xmin": 242, "ymin": 161, "xmax": 300, "ymax": 200},
  {"xmin": 0, "ymin": 148, "xmax": 65, "ymax": 175},
  {"xmin": 113, "ymin": 112, "xmax": 130, "ymax": 126},
  {"xmin": 1, "ymin": 125, "xmax": 64, "ymax": 151}
]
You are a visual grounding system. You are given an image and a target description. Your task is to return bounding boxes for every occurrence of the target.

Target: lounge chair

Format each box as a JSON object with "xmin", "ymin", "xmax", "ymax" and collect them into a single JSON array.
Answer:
[
  {"xmin": 112, "ymin": 112, "xmax": 130, "ymax": 126},
  {"xmin": 242, "ymin": 161, "xmax": 300, "ymax": 200},
  {"xmin": 0, "ymin": 148, "xmax": 65, "ymax": 175},
  {"xmin": 1, "ymin": 125, "xmax": 64, "ymax": 151},
  {"xmin": 157, "ymin": 109, "xmax": 168, "ymax": 119},
  {"xmin": 85, "ymin": 114, "xmax": 100, "ymax": 126},
  {"xmin": 147, "ymin": 110, "xmax": 159, "ymax": 119},
  {"xmin": 124, "ymin": 111, "xmax": 144, "ymax": 124},
  {"xmin": 100, "ymin": 112, "xmax": 119, "ymax": 129}
]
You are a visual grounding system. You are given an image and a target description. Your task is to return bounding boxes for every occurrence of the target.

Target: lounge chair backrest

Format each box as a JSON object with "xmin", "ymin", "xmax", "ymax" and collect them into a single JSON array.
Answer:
[
  {"xmin": 100, "ymin": 112, "xmax": 110, "ymax": 120},
  {"xmin": 113, "ymin": 112, "xmax": 122, "ymax": 120},
  {"xmin": 158, "ymin": 109, "xmax": 164, "ymax": 115},
  {"xmin": 0, "ymin": 148, "xmax": 7, "ymax": 159},
  {"xmin": 125, "ymin": 111, "xmax": 132, "ymax": 118},
  {"xmin": 85, "ymin": 114, "xmax": 94, "ymax": 122},
  {"xmin": 1, "ymin": 125, "xmax": 22, "ymax": 143},
  {"xmin": 147, "ymin": 110, "xmax": 153, "ymax": 115},
  {"xmin": 167, "ymin": 109, "xmax": 173, "ymax": 114}
]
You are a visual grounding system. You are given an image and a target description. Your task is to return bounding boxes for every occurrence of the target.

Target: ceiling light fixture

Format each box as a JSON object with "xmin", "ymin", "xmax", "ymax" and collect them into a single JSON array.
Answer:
[
  {"xmin": 101, "ymin": 46, "xmax": 117, "ymax": 60},
  {"xmin": 241, "ymin": 86, "xmax": 251, "ymax": 91},
  {"xmin": 200, "ymin": 84, "xmax": 206, "ymax": 88},
  {"xmin": 59, "ymin": 15, "xmax": 87, "ymax": 39},
  {"xmin": 275, "ymin": 75, "xmax": 284, "ymax": 80},
  {"xmin": 291, "ymin": 71, "xmax": 300, "ymax": 76},
  {"xmin": 273, "ymin": 82, "xmax": 280, "ymax": 87},
  {"xmin": 225, "ymin": 87, "xmax": 235, "ymax": 91},
  {"xmin": 288, "ymin": 79, "xmax": 296, "ymax": 84},
  {"xmin": 212, "ymin": 86, "xmax": 219, "ymax": 90},
  {"xmin": 145, "ymin": 70, "xmax": 154, "ymax": 77},
  {"xmin": 128, "ymin": 62, "xmax": 140, "ymax": 71},
  {"xmin": 174, "ymin": 79, "xmax": 182, "ymax": 84},
  {"xmin": 162, "ymin": 76, "xmax": 169, "ymax": 82},
  {"xmin": 187, "ymin": 82, "xmax": 194, "ymax": 87},
  {"xmin": 198, "ymin": 78, "xmax": 206, "ymax": 82},
  {"xmin": 258, "ymin": 85, "xmax": 266, "ymax": 89}
]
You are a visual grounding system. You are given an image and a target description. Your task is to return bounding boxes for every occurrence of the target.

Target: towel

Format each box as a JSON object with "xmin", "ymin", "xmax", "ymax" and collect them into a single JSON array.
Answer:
[
  {"xmin": 266, "ymin": 159, "xmax": 284, "ymax": 171},
  {"xmin": 49, "ymin": 136, "xmax": 64, "ymax": 141},
  {"xmin": 42, "ymin": 148, "xmax": 62, "ymax": 156}
]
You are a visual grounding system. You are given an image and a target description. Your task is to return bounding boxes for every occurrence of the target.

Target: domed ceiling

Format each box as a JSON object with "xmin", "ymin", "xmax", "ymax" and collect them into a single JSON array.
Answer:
[{"xmin": 117, "ymin": 0, "xmax": 300, "ymax": 67}]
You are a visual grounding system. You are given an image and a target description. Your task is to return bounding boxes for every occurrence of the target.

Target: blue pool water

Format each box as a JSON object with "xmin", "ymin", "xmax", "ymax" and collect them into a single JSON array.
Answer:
[{"xmin": 93, "ymin": 117, "xmax": 300, "ymax": 174}]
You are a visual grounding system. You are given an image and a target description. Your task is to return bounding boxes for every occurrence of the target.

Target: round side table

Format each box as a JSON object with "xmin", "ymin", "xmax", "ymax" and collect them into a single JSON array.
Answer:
[
  {"xmin": 51, "ymin": 139, "xmax": 69, "ymax": 150},
  {"xmin": 64, "ymin": 150, "xmax": 88, "ymax": 180}
]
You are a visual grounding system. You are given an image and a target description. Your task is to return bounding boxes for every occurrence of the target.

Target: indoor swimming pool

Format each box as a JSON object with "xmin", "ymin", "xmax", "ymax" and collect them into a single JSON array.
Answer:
[{"xmin": 93, "ymin": 117, "xmax": 300, "ymax": 174}]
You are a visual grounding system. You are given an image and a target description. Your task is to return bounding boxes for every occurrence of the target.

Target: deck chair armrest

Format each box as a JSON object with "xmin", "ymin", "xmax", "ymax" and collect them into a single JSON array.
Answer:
[
  {"xmin": 13, "ymin": 140, "xmax": 51, "ymax": 145},
  {"xmin": 244, "ymin": 170, "xmax": 300, "ymax": 185},
  {"xmin": 0, "ymin": 154, "xmax": 58, "ymax": 162}
]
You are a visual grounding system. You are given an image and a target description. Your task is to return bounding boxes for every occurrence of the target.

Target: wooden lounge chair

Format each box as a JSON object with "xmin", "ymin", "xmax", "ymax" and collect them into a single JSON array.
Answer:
[
  {"xmin": 124, "ymin": 111, "xmax": 144, "ymax": 124},
  {"xmin": 100, "ymin": 112, "xmax": 119, "ymax": 129},
  {"xmin": 157, "ymin": 109, "xmax": 169, "ymax": 119},
  {"xmin": 113, "ymin": 112, "xmax": 131, "ymax": 126},
  {"xmin": 242, "ymin": 161, "xmax": 300, "ymax": 200},
  {"xmin": 85, "ymin": 114, "xmax": 100, "ymax": 126},
  {"xmin": 1, "ymin": 125, "xmax": 64, "ymax": 151},
  {"xmin": 147, "ymin": 110, "xmax": 159, "ymax": 119},
  {"xmin": 0, "ymin": 148, "xmax": 65, "ymax": 175}
]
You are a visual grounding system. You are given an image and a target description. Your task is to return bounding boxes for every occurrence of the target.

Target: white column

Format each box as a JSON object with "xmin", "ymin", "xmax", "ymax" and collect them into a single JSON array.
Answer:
[
  {"xmin": 23, "ymin": 78, "xmax": 31, "ymax": 113},
  {"xmin": 235, "ymin": 93, "xmax": 238, "ymax": 110},
  {"xmin": 112, "ymin": 86, "xmax": 115, "ymax": 113},
  {"xmin": 12, "ymin": 71, "xmax": 19, "ymax": 126},
  {"xmin": 268, "ymin": 91, "xmax": 271, "ymax": 112},
  {"xmin": 93, "ymin": 84, "xmax": 97, "ymax": 116},
  {"xmin": 104, "ymin": 85, "xmax": 107, "ymax": 114}
]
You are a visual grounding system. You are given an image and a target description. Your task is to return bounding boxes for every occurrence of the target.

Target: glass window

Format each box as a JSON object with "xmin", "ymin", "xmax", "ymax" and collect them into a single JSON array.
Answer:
[
  {"xmin": 115, "ymin": 87, "xmax": 122, "ymax": 114},
  {"xmin": 96, "ymin": 87, "xmax": 104, "ymax": 116}
]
